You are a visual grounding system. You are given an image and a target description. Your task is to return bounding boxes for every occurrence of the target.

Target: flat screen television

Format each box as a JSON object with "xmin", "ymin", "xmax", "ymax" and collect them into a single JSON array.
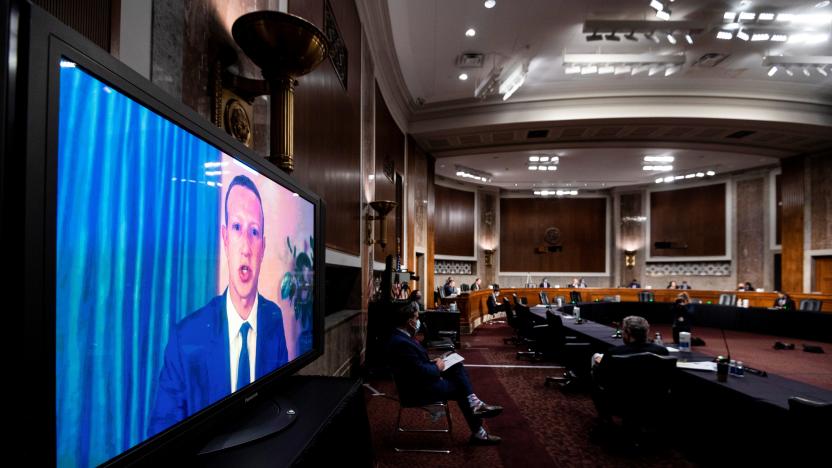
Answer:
[{"xmin": 3, "ymin": 2, "xmax": 325, "ymax": 466}]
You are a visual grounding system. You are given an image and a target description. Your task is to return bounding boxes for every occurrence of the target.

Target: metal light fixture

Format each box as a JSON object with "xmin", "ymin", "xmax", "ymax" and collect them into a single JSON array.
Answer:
[
  {"xmin": 366, "ymin": 200, "xmax": 398, "ymax": 248},
  {"xmin": 484, "ymin": 248, "xmax": 496, "ymax": 267},
  {"xmin": 625, "ymin": 250, "xmax": 637, "ymax": 269},
  {"xmin": 231, "ymin": 11, "xmax": 328, "ymax": 174}
]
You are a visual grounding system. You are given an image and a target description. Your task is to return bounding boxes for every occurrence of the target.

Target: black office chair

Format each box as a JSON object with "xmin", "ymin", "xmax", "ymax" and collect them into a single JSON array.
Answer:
[
  {"xmin": 638, "ymin": 291, "xmax": 654, "ymax": 302},
  {"xmin": 419, "ymin": 321, "xmax": 455, "ymax": 353},
  {"xmin": 513, "ymin": 293, "xmax": 527, "ymax": 306},
  {"xmin": 719, "ymin": 293, "xmax": 737, "ymax": 306},
  {"xmin": 799, "ymin": 299, "xmax": 822, "ymax": 312},
  {"xmin": 592, "ymin": 352, "xmax": 677, "ymax": 444},
  {"xmin": 543, "ymin": 311, "xmax": 593, "ymax": 388},
  {"xmin": 514, "ymin": 303, "xmax": 547, "ymax": 360},
  {"xmin": 570, "ymin": 291, "xmax": 582, "ymax": 304},
  {"xmin": 539, "ymin": 291, "xmax": 550, "ymax": 305},
  {"xmin": 460, "ymin": 283, "xmax": 469, "ymax": 292},
  {"xmin": 503, "ymin": 298, "xmax": 522, "ymax": 345}
]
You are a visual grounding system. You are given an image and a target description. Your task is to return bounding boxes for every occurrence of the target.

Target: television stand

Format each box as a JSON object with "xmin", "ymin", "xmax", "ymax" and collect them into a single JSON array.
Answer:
[
  {"xmin": 199, "ymin": 396, "xmax": 297, "ymax": 454},
  {"xmin": 196, "ymin": 376, "xmax": 372, "ymax": 467}
]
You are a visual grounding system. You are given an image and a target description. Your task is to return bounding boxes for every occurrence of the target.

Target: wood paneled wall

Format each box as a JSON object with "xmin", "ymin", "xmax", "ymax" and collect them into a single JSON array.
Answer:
[
  {"xmin": 500, "ymin": 197, "xmax": 607, "ymax": 272},
  {"xmin": 650, "ymin": 183, "xmax": 726, "ymax": 257},
  {"xmin": 810, "ymin": 155, "xmax": 832, "ymax": 250},
  {"xmin": 434, "ymin": 185, "xmax": 476, "ymax": 257},
  {"xmin": 373, "ymin": 84, "xmax": 405, "ymax": 262},
  {"xmin": 781, "ymin": 157, "xmax": 805, "ymax": 292},
  {"xmin": 33, "ymin": 0, "xmax": 114, "ymax": 51},
  {"xmin": 775, "ymin": 174, "xmax": 782, "ymax": 246},
  {"xmin": 290, "ymin": 0, "xmax": 362, "ymax": 255}
]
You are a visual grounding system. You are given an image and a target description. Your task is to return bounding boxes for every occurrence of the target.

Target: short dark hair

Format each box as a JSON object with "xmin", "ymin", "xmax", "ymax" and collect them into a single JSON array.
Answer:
[
  {"xmin": 224, "ymin": 174, "xmax": 264, "ymax": 227},
  {"xmin": 395, "ymin": 302, "xmax": 419, "ymax": 327},
  {"xmin": 622, "ymin": 315, "xmax": 649, "ymax": 343}
]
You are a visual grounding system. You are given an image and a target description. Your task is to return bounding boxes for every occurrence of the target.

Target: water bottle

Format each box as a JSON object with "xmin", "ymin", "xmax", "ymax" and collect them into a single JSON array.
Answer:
[
  {"xmin": 654, "ymin": 332, "xmax": 663, "ymax": 346},
  {"xmin": 736, "ymin": 361, "xmax": 744, "ymax": 377},
  {"xmin": 573, "ymin": 306, "xmax": 581, "ymax": 320},
  {"xmin": 729, "ymin": 359, "xmax": 737, "ymax": 375},
  {"xmin": 679, "ymin": 331, "xmax": 691, "ymax": 352}
]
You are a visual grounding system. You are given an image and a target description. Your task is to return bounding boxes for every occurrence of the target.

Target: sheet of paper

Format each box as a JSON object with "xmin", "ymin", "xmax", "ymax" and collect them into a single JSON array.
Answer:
[
  {"xmin": 443, "ymin": 352, "xmax": 465, "ymax": 369},
  {"xmin": 677, "ymin": 361, "xmax": 717, "ymax": 372},
  {"xmin": 666, "ymin": 346, "xmax": 679, "ymax": 352}
]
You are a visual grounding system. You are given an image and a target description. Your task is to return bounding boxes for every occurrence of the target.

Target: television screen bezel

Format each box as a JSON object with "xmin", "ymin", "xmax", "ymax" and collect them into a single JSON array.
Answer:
[{"xmin": 16, "ymin": 2, "xmax": 326, "ymax": 465}]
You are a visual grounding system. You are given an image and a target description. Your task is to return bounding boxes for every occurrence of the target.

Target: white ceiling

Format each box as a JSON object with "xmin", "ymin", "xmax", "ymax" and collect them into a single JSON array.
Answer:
[{"xmin": 370, "ymin": 0, "xmax": 832, "ymax": 191}]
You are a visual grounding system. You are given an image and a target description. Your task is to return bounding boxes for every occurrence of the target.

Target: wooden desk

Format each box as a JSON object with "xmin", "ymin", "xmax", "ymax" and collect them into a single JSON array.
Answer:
[{"xmin": 456, "ymin": 288, "xmax": 832, "ymax": 332}]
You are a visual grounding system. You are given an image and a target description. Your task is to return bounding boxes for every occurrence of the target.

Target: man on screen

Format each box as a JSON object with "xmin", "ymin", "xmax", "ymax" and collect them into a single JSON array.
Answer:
[{"xmin": 149, "ymin": 174, "xmax": 288, "ymax": 436}]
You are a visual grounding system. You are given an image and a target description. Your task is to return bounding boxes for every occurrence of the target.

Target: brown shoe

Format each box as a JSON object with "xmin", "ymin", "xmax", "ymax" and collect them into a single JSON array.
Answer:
[
  {"xmin": 470, "ymin": 433, "xmax": 502, "ymax": 445},
  {"xmin": 472, "ymin": 403, "xmax": 503, "ymax": 418}
]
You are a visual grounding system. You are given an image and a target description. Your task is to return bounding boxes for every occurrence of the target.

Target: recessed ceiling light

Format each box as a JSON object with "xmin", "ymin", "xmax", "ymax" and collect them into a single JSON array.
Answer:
[
  {"xmin": 758, "ymin": 12, "xmax": 775, "ymax": 21},
  {"xmin": 723, "ymin": 22, "xmax": 741, "ymax": 30},
  {"xmin": 696, "ymin": 172, "xmax": 705, "ymax": 177},
  {"xmin": 751, "ymin": 33, "xmax": 770, "ymax": 41},
  {"xmin": 465, "ymin": 28, "xmax": 476, "ymax": 37},
  {"xmin": 706, "ymin": 170, "xmax": 716, "ymax": 176},
  {"xmin": 484, "ymin": 0, "xmax": 497, "ymax": 8},
  {"xmin": 685, "ymin": 33, "xmax": 694, "ymax": 44},
  {"xmin": 803, "ymin": 67, "xmax": 811, "ymax": 76},
  {"xmin": 738, "ymin": 12, "xmax": 756, "ymax": 21},
  {"xmin": 816, "ymin": 1, "xmax": 830, "ymax": 8},
  {"xmin": 540, "ymin": 156, "xmax": 550, "ymax": 162},
  {"xmin": 770, "ymin": 34, "xmax": 788, "ymax": 42},
  {"xmin": 736, "ymin": 30, "xmax": 750, "ymax": 41},
  {"xmin": 666, "ymin": 33, "xmax": 677, "ymax": 44},
  {"xmin": 768, "ymin": 65, "xmax": 778, "ymax": 76},
  {"xmin": 724, "ymin": 12, "xmax": 737, "ymax": 21},
  {"xmin": 644, "ymin": 155, "xmax": 675, "ymax": 163},
  {"xmin": 656, "ymin": 10, "xmax": 671, "ymax": 21},
  {"xmin": 716, "ymin": 31, "xmax": 733, "ymax": 40},
  {"xmin": 547, "ymin": 166, "xmax": 557, "ymax": 171},
  {"xmin": 656, "ymin": 178, "xmax": 664, "ymax": 184},
  {"xmin": 817, "ymin": 65, "xmax": 828, "ymax": 76},
  {"xmin": 650, "ymin": 0, "xmax": 664, "ymax": 12},
  {"xmin": 458, "ymin": 73, "xmax": 468, "ymax": 80},
  {"xmin": 785, "ymin": 68, "xmax": 794, "ymax": 76},
  {"xmin": 529, "ymin": 156, "xmax": 540, "ymax": 162},
  {"xmin": 528, "ymin": 166, "xmax": 539, "ymax": 171}
]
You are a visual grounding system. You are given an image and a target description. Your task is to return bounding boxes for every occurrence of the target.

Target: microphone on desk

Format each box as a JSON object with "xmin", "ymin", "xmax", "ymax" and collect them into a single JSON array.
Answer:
[{"xmin": 721, "ymin": 328, "xmax": 731, "ymax": 362}]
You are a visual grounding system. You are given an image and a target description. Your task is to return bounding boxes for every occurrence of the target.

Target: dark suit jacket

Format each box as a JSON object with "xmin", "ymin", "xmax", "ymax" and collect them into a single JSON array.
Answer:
[
  {"xmin": 595, "ymin": 342, "xmax": 669, "ymax": 384},
  {"xmin": 470, "ymin": 283, "xmax": 481, "ymax": 291},
  {"xmin": 149, "ymin": 291, "xmax": 288, "ymax": 436},
  {"xmin": 387, "ymin": 330, "xmax": 443, "ymax": 404},
  {"xmin": 486, "ymin": 293, "xmax": 502, "ymax": 315},
  {"xmin": 540, "ymin": 281, "xmax": 550, "ymax": 288},
  {"xmin": 679, "ymin": 283, "xmax": 692, "ymax": 290}
]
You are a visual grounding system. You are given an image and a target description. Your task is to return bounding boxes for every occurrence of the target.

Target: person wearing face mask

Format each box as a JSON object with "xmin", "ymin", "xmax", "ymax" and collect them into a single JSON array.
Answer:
[
  {"xmin": 387, "ymin": 304, "xmax": 504, "ymax": 445},
  {"xmin": 407, "ymin": 289, "xmax": 425, "ymax": 312}
]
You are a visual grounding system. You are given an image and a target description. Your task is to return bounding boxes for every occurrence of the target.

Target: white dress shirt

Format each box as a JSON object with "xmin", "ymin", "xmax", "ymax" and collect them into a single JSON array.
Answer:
[{"xmin": 226, "ymin": 293, "xmax": 259, "ymax": 392}]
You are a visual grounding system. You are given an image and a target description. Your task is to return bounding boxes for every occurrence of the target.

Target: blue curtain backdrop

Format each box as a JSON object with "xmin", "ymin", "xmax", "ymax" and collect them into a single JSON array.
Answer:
[{"xmin": 55, "ymin": 64, "xmax": 221, "ymax": 467}]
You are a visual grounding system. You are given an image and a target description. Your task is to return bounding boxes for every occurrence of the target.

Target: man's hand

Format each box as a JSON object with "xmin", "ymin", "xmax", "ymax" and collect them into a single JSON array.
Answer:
[{"xmin": 434, "ymin": 357, "xmax": 446, "ymax": 372}]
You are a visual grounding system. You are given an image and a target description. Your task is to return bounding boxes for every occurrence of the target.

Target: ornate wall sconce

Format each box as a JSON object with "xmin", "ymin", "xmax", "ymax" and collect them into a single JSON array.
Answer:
[
  {"xmin": 484, "ymin": 248, "xmax": 496, "ymax": 267},
  {"xmin": 625, "ymin": 250, "xmax": 637, "ymax": 269},
  {"xmin": 229, "ymin": 11, "xmax": 328, "ymax": 174},
  {"xmin": 366, "ymin": 201, "xmax": 397, "ymax": 248}
]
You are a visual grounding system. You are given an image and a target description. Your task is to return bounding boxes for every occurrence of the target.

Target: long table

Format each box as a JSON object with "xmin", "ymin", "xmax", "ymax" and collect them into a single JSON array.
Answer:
[
  {"xmin": 446, "ymin": 287, "xmax": 832, "ymax": 333},
  {"xmin": 530, "ymin": 305, "xmax": 832, "ymax": 409}
]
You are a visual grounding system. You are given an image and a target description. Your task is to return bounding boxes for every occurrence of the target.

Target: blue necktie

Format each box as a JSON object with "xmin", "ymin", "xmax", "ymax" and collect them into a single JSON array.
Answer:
[{"xmin": 237, "ymin": 322, "xmax": 251, "ymax": 391}]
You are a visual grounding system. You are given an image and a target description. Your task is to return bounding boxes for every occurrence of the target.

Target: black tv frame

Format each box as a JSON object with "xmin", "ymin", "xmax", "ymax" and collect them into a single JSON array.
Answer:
[{"xmin": 7, "ymin": 1, "xmax": 326, "ymax": 465}]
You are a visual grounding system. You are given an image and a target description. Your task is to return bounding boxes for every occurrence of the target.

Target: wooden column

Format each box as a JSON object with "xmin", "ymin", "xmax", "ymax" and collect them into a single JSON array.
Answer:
[
  {"xmin": 427, "ymin": 156, "xmax": 436, "ymax": 305},
  {"xmin": 780, "ymin": 156, "xmax": 805, "ymax": 293}
]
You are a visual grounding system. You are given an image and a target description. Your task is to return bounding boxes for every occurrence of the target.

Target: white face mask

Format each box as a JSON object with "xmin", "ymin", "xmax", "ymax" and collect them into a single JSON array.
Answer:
[{"xmin": 413, "ymin": 319, "xmax": 421, "ymax": 334}]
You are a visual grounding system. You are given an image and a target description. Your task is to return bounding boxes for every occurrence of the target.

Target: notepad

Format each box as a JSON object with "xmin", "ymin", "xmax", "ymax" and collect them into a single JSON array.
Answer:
[
  {"xmin": 677, "ymin": 361, "xmax": 717, "ymax": 372},
  {"xmin": 665, "ymin": 346, "xmax": 679, "ymax": 353},
  {"xmin": 443, "ymin": 352, "xmax": 465, "ymax": 369}
]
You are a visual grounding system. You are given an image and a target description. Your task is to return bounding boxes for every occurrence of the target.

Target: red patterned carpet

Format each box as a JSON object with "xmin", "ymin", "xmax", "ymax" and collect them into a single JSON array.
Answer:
[{"xmin": 365, "ymin": 324, "xmax": 699, "ymax": 468}]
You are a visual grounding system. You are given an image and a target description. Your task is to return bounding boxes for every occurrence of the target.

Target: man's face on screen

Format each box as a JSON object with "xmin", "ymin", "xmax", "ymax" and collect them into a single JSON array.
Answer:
[{"xmin": 222, "ymin": 185, "xmax": 265, "ymax": 314}]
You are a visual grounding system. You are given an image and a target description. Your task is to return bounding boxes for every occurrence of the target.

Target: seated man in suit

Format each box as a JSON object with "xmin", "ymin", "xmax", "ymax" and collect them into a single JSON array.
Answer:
[
  {"xmin": 591, "ymin": 316, "xmax": 668, "ymax": 418},
  {"xmin": 388, "ymin": 304, "xmax": 503, "ymax": 445},
  {"xmin": 539, "ymin": 277, "xmax": 551, "ymax": 288},
  {"xmin": 569, "ymin": 277, "xmax": 580, "ymax": 288},
  {"xmin": 671, "ymin": 296, "xmax": 693, "ymax": 344},
  {"xmin": 679, "ymin": 280, "xmax": 692, "ymax": 290},
  {"xmin": 628, "ymin": 278, "xmax": 641, "ymax": 288},
  {"xmin": 443, "ymin": 278, "xmax": 459, "ymax": 298},
  {"xmin": 486, "ymin": 285, "xmax": 505, "ymax": 317},
  {"xmin": 470, "ymin": 278, "xmax": 482, "ymax": 291}
]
